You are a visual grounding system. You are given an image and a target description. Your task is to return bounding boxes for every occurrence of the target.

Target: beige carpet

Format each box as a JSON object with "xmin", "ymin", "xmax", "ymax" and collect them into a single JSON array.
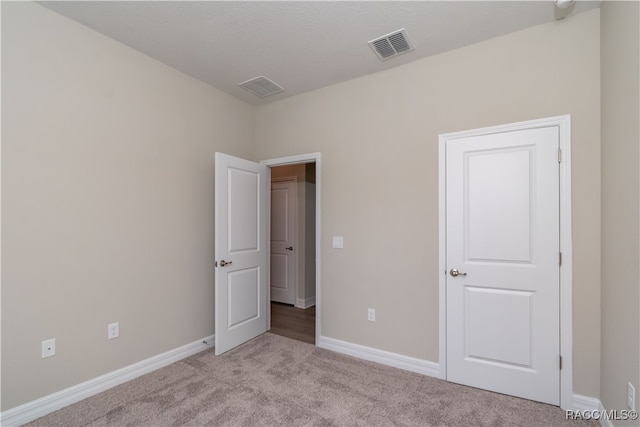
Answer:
[{"xmin": 27, "ymin": 333, "xmax": 595, "ymax": 426}]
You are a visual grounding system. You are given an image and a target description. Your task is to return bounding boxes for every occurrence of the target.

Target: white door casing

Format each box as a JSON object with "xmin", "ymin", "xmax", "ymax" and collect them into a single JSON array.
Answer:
[
  {"xmin": 214, "ymin": 153, "xmax": 268, "ymax": 355},
  {"xmin": 262, "ymin": 153, "xmax": 322, "ymax": 344},
  {"xmin": 438, "ymin": 116, "xmax": 573, "ymax": 409},
  {"xmin": 270, "ymin": 178, "xmax": 297, "ymax": 305}
]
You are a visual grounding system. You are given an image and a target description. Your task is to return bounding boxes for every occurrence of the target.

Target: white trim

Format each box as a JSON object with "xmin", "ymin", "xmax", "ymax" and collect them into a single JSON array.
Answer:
[
  {"xmin": 262, "ymin": 153, "xmax": 321, "ymax": 344},
  {"xmin": 266, "ymin": 166, "xmax": 272, "ymax": 329},
  {"xmin": 572, "ymin": 393, "xmax": 601, "ymax": 413},
  {"xmin": 295, "ymin": 296, "xmax": 316, "ymax": 309},
  {"xmin": 262, "ymin": 153, "xmax": 321, "ymax": 167},
  {"xmin": 318, "ymin": 335, "xmax": 440, "ymax": 377},
  {"xmin": 571, "ymin": 395, "xmax": 613, "ymax": 427},
  {"xmin": 597, "ymin": 400, "xmax": 614, "ymax": 427},
  {"xmin": 558, "ymin": 115, "xmax": 573, "ymax": 410},
  {"xmin": 0, "ymin": 335, "xmax": 215, "ymax": 427},
  {"xmin": 438, "ymin": 129, "xmax": 447, "ymax": 381},
  {"xmin": 271, "ymin": 175, "xmax": 297, "ymax": 183},
  {"xmin": 438, "ymin": 115, "xmax": 573, "ymax": 408}
]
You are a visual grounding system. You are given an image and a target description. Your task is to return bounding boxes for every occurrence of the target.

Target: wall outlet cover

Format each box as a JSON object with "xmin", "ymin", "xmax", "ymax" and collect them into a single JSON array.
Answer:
[
  {"xmin": 367, "ymin": 308, "xmax": 376, "ymax": 322},
  {"xmin": 41, "ymin": 338, "xmax": 56, "ymax": 358},
  {"xmin": 108, "ymin": 322, "xmax": 120, "ymax": 340}
]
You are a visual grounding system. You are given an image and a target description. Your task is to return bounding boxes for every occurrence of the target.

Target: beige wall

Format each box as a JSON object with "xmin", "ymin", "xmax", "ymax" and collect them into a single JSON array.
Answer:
[
  {"xmin": 600, "ymin": 1, "xmax": 640, "ymax": 422},
  {"xmin": 255, "ymin": 10, "xmax": 602, "ymax": 397},
  {"xmin": 1, "ymin": 2, "xmax": 253, "ymax": 410}
]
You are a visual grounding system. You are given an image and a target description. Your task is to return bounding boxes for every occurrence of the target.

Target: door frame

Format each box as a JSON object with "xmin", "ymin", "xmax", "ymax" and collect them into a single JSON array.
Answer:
[
  {"xmin": 261, "ymin": 153, "xmax": 321, "ymax": 344},
  {"xmin": 438, "ymin": 115, "xmax": 573, "ymax": 409}
]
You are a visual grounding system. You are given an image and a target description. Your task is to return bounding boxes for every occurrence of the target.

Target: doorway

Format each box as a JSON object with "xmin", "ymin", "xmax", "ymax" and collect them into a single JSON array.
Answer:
[
  {"xmin": 214, "ymin": 152, "xmax": 321, "ymax": 354},
  {"xmin": 265, "ymin": 158, "xmax": 319, "ymax": 345}
]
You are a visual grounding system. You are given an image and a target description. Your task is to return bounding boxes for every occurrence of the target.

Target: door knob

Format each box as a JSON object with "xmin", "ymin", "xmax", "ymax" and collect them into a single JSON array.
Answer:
[
  {"xmin": 285, "ymin": 246, "xmax": 293, "ymax": 251},
  {"xmin": 449, "ymin": 268, "xmax": 467, "ymax": 277},
  {"xmin": 219, "ymin": 260, "xmax": 232, "ymax": 267}
]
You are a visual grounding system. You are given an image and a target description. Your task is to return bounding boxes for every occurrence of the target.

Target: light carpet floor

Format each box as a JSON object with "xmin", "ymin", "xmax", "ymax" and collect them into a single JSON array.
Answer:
[{"xmin": 27, "ymin": 333, "xmax": 596, "ymax": 426}]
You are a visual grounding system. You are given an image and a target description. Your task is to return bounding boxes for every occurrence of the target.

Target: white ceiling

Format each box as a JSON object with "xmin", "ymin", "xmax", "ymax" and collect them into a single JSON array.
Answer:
[{"xmin": 39, "ymin": 1, "xmax": 601, "ymax": 106}]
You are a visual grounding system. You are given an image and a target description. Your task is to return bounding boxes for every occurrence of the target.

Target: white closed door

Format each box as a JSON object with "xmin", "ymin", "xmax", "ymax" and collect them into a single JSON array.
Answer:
[
  {"xmin": 446, "ymin": 126, "xmax": 560, "ymax": 405},
  {"xmin": 270, "ymin": 180, "xmax": 297, "ymax": 305},
  {"xmin": 214, "ymin": 153, "xmax": 268, "ymax": 355}
]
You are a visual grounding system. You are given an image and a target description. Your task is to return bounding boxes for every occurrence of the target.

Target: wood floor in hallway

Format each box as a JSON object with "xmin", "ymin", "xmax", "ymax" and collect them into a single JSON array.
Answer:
[{"xmin": 270, "ymin": 302, "xmax": 315, "ymax": 344}]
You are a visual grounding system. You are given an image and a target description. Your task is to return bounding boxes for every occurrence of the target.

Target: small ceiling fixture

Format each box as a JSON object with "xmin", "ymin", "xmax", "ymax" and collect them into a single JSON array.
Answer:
[
  {"xmin": 368, "ymin": 28, "xmax": 414, "ymax": 61},
  {"xmin": 554, "ymin": 0, "xmax": 575, "ymax": 9},
  {"xmin": 238, "ymin": 76, "xmax": 284, "ymax": 98},
  {"xmin": 553, "ymin": 0, "xmax": 576, "ymax": 20}
]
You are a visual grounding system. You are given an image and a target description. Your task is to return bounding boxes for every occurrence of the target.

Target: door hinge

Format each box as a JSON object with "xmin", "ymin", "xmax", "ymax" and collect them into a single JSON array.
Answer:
[
  {"xmin": 558, "ymin": 148, "xmax": 562, "ymax": 163},
  {"xmin": 559, "ymin": 355, "xmax": 563, "ymax": 370},
  {"xmin": 559, "ymin": 252, "xmax": 562, "ymax": 266}
]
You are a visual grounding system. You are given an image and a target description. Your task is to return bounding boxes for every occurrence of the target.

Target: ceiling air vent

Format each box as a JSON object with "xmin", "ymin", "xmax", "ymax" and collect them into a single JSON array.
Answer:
[
  {"xmin": 368, "ymin": 28, "xmax": 414, "ymax": 61},
  {"xmin": 238, "ymin": 76, "xmax": 284, "ymax": 98}
]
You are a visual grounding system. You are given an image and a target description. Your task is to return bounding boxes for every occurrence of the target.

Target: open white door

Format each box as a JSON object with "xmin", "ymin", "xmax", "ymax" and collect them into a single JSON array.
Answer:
[{"xmin": 215, "ymin": 153, "xmax": 268, "ymax": 355}]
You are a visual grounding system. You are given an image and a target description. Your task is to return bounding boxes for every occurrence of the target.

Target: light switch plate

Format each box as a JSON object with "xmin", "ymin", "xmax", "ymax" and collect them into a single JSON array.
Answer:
[{"xmin": 332, "ymin": 236, "xmax": 344, "ymax": 248}]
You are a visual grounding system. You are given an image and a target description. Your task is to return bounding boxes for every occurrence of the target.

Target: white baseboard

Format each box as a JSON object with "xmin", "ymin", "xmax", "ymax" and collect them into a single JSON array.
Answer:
[
  {"xmin": 572, "ymin": 393, "xmax": 601, "ymax": 411},
  {"xmin": 318, "ymin": 336, "xmax": 610, "ymax": 423},
  {"xmin": 295, "ymin": 296, "xmax": 316, "ymax": 309},
  {"xmin": 0, "ymin": 334, "xmax": 215, "ymax": 427},
  {"xmin": 571, "ymin": 394, "xmax": 614, "ymax": 427},
  {"xmin": 317, "ymin": 335, "xmax": 440, "ymax": 378},
  {"xmin": 597, "ymin": 400, "xmax": 615, "ymax": 427}
]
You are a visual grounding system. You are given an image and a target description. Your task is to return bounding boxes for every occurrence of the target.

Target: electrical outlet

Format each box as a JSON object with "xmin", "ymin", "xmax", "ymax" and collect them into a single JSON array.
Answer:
[
  {"xmin": 41, "ymin": 338, "xmax": 56, "ymax": 358},
  {"xmin": 367, "ymin": 308, "xmax": 376, "ymax": 322},
  {"xmin": 108, "ymin": 322, "xmax": 119, "ymax": 340},
  {"xmin": 628, "ymin": 382, "xmax": 636, "ymax": 411}
]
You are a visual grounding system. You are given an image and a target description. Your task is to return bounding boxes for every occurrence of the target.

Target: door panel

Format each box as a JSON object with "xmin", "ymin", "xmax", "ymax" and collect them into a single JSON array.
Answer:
[
  {"xmin": 465, "ymin": 287, "xmax": 534, "ymax": 367},
  {"xmin": 228, "ymin": 168, "xmax": 260, "ymax": 252},
  {"xmin": 466, "ymin": 148, "xmax": 532, "ymax": 262},
  {"xmin": 271, "ymin": 187, "xmax": 289, "ymax": 241},
  {"xmin": 227, "ymin": 267, "xmax": 260, "ymax": 328},
  {"xmin": 215, "ymin": 153, "xmax": 267, "ymax": 355},
  {"xmin": 270, "ymin": 254, "xmax": 288, "ymax": 290},
  {"xmin": 446, "ymin": 126, "xmax": 560, "ymax": 405}
]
